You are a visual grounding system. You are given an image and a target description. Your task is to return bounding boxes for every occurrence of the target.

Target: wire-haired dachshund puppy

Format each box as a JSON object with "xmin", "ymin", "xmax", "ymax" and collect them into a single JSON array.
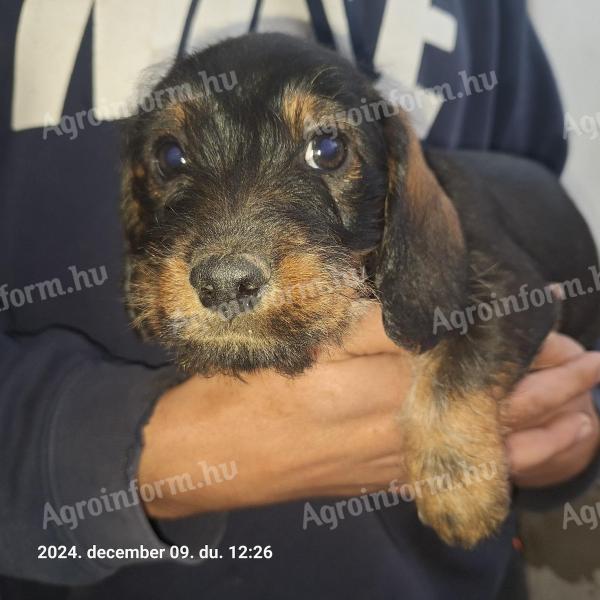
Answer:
[{"xmin": 121, "ymin": 33, "xmax": 600, "ymax": 547}]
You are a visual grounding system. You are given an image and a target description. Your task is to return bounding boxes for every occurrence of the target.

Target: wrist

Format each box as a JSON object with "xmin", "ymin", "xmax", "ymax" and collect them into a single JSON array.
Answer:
[
  {"xmin": 137, "ymin": 375, "xmax": 300, "ymax": 518},
  {"xmin": 137, "ymin": 381, "xmax": 224, "ymax": 519}
]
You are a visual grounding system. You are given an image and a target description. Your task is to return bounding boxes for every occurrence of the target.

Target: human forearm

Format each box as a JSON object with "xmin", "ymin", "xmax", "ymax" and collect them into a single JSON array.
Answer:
[
  {"xmin": 0, "ymin": 329, "xmax": 188, "ymax": 584},
  {"xmin": 139, "ymin": 308, "xmax": 413, "ymax": 520}
]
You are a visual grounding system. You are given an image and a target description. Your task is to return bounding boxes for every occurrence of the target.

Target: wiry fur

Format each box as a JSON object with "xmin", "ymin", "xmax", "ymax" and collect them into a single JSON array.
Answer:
[{"xmin": 121, "ymin": 33, "xmax": 600, "ymax": 547}]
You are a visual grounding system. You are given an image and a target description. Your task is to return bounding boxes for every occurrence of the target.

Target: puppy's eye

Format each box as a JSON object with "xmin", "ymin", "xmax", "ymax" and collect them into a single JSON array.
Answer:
[
  {"xmin": 156, "ymin": 140, "xmax": 187, "ymax": 178},
  {"xmin": 305, "ymin": 134, "xmax": 347, "ymax": 171}
]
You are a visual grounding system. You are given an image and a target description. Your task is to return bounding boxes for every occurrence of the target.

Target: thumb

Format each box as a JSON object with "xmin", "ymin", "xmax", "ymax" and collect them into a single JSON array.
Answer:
[{"xmin": 325, "ymin": 303, "xmax": 405, "ymax": 360}]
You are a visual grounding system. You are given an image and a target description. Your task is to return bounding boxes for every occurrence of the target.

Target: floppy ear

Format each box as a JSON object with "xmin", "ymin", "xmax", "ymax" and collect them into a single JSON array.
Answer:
[
  {"xmin": 119, "ymin": 121, "xmax": 156, "ymax": 332},
  {"xmin": 120, "ymin": 123, "xmax": 149, "ymax": 256},
  {"xmin": 375, "ymin": 113, "xmax": 468, "ymax": 352}
]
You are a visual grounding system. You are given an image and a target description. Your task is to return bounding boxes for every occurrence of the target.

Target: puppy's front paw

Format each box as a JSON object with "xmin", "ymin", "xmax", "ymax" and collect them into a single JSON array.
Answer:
[{"xmin": 413, "ymin": 457, "xmax": 509, "ymax": 548}]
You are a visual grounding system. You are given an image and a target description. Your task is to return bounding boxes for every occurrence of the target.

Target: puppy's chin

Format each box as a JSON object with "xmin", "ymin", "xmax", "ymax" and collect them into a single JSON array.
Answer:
[
  {"xmin": 155, "ymin": 303, "xmax": 361, "ymax": 375},
  {"xmin": 144, "ymin": 295, "xmax": 373, "ymax": 376},
  {"xmin": 126, "ymin": 249, "xmax": 373, "ymax": 375},
  {"xmin": 169, "ymin": 334, "xmax": 325, "ymax": 376}
]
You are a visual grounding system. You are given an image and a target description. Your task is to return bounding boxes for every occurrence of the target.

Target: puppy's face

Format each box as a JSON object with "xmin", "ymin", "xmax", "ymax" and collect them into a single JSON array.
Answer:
[{"xmin": 122, "ymin": 34, "xmax": 409, "ymax": 374}]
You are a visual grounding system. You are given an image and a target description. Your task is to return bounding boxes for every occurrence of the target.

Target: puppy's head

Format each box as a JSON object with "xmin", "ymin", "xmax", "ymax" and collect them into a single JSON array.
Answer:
[{"xmin": 121, "ymin": 33, "xmax": 465, "ymax": 375}]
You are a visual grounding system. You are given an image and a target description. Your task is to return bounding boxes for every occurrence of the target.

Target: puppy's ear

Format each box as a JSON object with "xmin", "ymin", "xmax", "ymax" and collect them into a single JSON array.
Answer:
[
  {"xmin": 375, "ymin": 113, "xmax": 468, "ymax": 352},
  {"xmin": 119, "ymin": 121, "xmax": 155, "ymax": 330},
  {"xmin": 120, "ymin": 123, "xmax": 150, "ymax": 255}
]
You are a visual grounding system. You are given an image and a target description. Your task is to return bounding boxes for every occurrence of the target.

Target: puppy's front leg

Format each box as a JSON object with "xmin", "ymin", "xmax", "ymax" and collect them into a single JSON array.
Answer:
[
  {"xmin": 402, "ymin": 341, "xmax": 510, "ymax": 548},
  {"xmin": 376, "ymin": 113, "xmax": 558, "ymax": 546}
]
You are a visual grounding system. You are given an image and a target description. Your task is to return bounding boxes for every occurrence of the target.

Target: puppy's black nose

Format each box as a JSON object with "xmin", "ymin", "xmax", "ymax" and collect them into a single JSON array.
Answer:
[{"xmin": 190, "ymin": 254, "xmax": 270, "ymax": 313}]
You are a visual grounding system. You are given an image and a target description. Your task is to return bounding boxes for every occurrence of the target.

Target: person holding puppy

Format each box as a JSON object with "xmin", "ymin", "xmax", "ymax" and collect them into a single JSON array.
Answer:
[{"xmin": 1, "ymin": 1, "xmax": 599, "ymax": 598}]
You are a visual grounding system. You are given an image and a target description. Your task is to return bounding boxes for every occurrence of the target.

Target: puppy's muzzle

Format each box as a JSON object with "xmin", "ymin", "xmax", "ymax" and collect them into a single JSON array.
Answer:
[{"xmin": 189, "ymin": 253, "xmax": 271, "ymax": 317}]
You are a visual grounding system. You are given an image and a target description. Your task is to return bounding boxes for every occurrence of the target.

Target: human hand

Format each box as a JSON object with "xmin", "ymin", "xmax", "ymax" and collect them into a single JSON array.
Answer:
[
  {"xmin": 138, "ymin": 304, "xmax": 414, "ymax": 518},
  {"xmin": 503, "ymin": 332, "xmax": 600, "ymax": 488}
]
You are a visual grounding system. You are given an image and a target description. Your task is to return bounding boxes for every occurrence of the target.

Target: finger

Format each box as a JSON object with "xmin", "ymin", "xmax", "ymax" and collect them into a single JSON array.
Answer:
[
  {"xmin": 531, "ymin": 332, "xmax": 584, "ymax": 370},
  {"xmin": 511, "ymin": 407, "xmax": 600, "ymax": 487},
  {"xmin": 505, "ymin": 351, "xmax": 600, "ymax": 428},
  {"xmin": 325, "ymin": 304, "xmax": 403, "ymax": 360},
  {"xmin": 343, "ymin": 304, "xmax": 400, "ymax": 355},
  {"xmin": 507, "ymin": 411, "xmax": 595, "ymax": 474}
]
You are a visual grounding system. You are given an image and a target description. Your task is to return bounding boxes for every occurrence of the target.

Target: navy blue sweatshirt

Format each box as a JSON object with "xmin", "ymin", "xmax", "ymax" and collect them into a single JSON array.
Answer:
[{"xmin": 0, "ymin": 1, "xmax": 598, "ymax": 598}]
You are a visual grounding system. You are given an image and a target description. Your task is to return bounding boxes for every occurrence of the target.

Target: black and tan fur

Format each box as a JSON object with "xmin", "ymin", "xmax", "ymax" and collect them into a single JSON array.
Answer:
[{"xmin": 121, "ymin": 33, "xmax": 600, "ymax": 547}]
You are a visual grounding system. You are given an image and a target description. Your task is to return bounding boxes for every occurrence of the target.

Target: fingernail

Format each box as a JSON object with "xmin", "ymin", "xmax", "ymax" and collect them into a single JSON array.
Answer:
[
  {"xmin": 548, "ymin": 283, "xmax": 565, "ymax": 301},
  {"xmin": 576, "ymin": 414, "xmax": 593, "ymax": 441}
]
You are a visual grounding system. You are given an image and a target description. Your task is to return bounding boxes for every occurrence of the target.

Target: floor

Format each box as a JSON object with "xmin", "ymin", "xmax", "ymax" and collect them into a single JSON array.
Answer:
[{"xmin": 519, "ymin": 480, "xmax": 600, "ymax": 599}]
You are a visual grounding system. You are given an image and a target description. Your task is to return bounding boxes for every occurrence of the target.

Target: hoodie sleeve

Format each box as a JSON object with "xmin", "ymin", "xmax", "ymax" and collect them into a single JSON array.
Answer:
[
  {"xmin": 424, "ymin": 0, "xmax": 568, "ymax": 175},
  {"xmin": 0, "ymin": 328, "xmax": 226, "ymax": 585},
  {"xmin": 489, "ymin": 0, "xmax": 568, "ymax": 175}
]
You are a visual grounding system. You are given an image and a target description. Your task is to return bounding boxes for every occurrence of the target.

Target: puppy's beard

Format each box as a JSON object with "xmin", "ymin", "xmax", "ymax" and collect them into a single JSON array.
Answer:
[{"xmin": 127, "ymin": 253, "xmax": 371, "ymax": 375}]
